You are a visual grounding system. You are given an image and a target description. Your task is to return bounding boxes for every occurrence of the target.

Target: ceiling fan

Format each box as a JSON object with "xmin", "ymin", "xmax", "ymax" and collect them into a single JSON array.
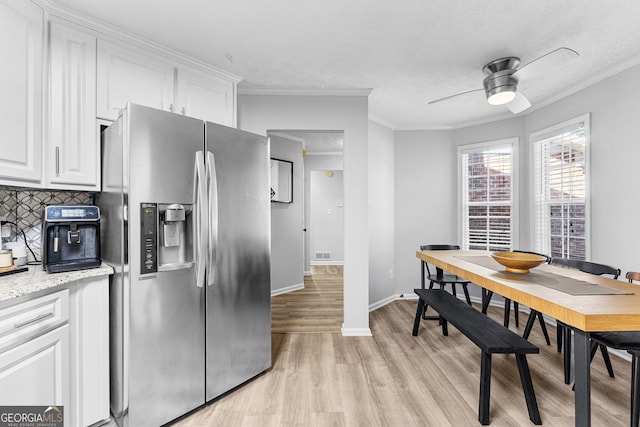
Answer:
[{"xmin": 428, "ymin": 47, "xmax": 579, "ymax": 114}]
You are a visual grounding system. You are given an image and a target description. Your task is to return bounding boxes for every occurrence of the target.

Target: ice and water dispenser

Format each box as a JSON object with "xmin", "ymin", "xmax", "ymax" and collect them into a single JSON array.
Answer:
[{"xmin": 140, "ymin": 203, "xmax": 193, "ymax": 274}]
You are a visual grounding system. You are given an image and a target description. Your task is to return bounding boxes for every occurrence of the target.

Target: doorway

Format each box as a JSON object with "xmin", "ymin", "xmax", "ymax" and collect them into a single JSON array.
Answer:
[{"xmin": 268, "ymin": 130, "xmax": 344, "ymax": 325}]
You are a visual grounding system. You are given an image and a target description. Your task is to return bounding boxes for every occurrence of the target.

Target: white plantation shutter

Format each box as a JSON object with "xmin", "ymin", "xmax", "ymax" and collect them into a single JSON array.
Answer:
[
  {"xmin": 459, "ymin": 139, "xmax": 516, "ymax": 251},
  {"xmin": 532, "ymin": 115, "xmax": 590, "ymax": 260}
]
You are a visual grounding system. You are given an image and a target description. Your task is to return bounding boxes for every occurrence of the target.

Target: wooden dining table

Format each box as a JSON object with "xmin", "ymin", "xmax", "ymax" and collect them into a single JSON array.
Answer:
[{"xmin": 417, "ymin": 249, "xmax": 640, "ymax": 427}]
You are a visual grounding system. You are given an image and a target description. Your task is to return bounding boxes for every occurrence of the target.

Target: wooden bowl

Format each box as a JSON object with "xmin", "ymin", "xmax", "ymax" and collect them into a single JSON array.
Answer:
[{"xmin": 491, "ymin": 252, "xmax": 546, "ymax": 274}]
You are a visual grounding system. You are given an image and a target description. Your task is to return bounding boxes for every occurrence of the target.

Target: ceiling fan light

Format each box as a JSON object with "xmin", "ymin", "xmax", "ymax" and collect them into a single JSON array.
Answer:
[{"xmin": 487, "ymin": 87, "xmax": 517, "ymax": 105}]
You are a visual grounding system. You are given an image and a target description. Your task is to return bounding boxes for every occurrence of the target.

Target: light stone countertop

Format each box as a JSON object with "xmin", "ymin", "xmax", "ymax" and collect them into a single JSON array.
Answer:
[{"xmin": 0, "ymin": 263, "xmax": 113, "ymax": 303}]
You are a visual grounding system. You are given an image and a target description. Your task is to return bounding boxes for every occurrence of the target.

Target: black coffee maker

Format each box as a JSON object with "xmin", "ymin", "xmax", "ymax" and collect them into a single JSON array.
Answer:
[{"xmin": 41, "ymin": 205, "xmax": 101, "ymax": 273}]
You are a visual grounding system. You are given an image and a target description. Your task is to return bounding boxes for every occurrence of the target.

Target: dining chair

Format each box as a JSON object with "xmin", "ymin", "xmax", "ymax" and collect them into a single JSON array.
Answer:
[
  {"xmin": 481, "ymin": 250, "xmax": 552, "ymax": 344},
  {"xmin": 589, "ymin": 273, "xmax": 640, "ymax": 427},
  {"xmin": 551, "ymin": 258, "xmax": 621, "ymax": 384},
  {"xmin": 627, "ymin": 271, "xmax": 640, "ymax": 283},
  {"xmin": 418, "ymin": 244, "xmax": 471, "ymax": 320}
]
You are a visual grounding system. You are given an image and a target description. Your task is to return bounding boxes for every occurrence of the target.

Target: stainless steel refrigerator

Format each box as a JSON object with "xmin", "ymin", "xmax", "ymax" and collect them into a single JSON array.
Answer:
[{"xmin": 97, "ymin": 103, "xmax": 271, "ymax": 427}]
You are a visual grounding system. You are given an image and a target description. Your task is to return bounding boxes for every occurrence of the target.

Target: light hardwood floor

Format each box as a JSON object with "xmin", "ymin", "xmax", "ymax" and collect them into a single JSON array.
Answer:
[
  {"xmin": 271, "ymin": 265, "xmax": 343, "ymax": 333},
  {"xmin": 174, "ymin": 267, "xmax": 633, "ymax": 426}
]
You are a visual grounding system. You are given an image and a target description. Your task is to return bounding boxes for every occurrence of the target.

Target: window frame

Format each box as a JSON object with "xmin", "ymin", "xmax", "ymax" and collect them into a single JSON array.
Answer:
[
  {"xmin": 457, "ymin": 137, "xmax": 519, "ymax": 251},
  {"xmin": 529, "ymin": 113, "xmax": 591, "ymax": 260}
]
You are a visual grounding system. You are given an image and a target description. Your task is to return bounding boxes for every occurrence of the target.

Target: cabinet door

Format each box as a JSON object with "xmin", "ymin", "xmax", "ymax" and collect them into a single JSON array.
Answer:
[
  {"xmin": 176, "ymin": 67, "xmax": 236, "ymax": 126},
  {"xmin": 47, "ymin": 21, "xmax": 99, "ymax": 190},
  {"xmin": 0, "ymin": 0, "xmax": 43, "ymax": 186},
  {"xmin": 97, "ymin": 39, "xmax": 174, "ymax": 121},
  {"xmin": 0, "ymin": 325, "xmax": 69, "ymax": 407},
  {"xmin": 69, "ymin": 277, "xmax": 109, "ymax": 427}
]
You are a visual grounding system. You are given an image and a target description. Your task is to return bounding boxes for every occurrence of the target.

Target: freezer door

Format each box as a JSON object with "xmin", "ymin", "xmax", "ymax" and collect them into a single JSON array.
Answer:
[
  {"xmin": 124, "ymin": 104, "xmax": 206, "ymax": 427},
  {"xmin": 205, "ymin": 122, "xmax": 271, "ymax": 401}
]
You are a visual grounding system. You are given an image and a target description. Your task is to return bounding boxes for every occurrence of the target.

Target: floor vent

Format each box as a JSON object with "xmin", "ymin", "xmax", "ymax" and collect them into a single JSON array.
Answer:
[{"xmin": 314, "ymin": 252, "xmax": 331, "ymax": 261}]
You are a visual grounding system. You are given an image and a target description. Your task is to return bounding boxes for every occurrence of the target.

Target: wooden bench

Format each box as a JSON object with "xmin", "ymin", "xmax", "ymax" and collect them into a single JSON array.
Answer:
[{"xmin": 412, "ymin": 288, "xmax": 542, "ymax": 425}]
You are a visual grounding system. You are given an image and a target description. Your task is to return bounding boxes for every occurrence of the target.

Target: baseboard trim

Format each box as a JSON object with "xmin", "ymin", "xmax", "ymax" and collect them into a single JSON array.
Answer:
[
  {"xmin": 369, "ymin": 295, "xmax": 398, "ymax": 311},
  {"xmin": 341, "ymin": 325, "xmax": 372, "ymax": 337},
  {"xmin": 310, "ymin": 261, "xmax": 344, "ymax": 266},
  {"xmin": 271, "ymin": 283, "xmax": 304, "ymax": 297}
]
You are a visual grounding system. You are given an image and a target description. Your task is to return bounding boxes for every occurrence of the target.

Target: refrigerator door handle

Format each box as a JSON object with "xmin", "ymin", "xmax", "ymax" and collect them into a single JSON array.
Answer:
[
  {"xmin": 194, "ymin": 151, "xmax": 207, "ymax": 288},
  {"xmin": 206, "ymin": 151, "xmax": 218, "ymax": 286}
]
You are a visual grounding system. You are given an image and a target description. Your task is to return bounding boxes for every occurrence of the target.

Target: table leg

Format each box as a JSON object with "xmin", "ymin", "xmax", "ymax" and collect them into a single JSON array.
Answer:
[{"xmin": 573, "ymin": 329, "xmax": 591, "ymax": 427}]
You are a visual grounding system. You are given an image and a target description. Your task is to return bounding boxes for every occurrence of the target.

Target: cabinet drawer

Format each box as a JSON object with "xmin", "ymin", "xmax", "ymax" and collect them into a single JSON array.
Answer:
[{"xmin": 0, "ymin": 290, "xmax": 69, "ymax": 352}]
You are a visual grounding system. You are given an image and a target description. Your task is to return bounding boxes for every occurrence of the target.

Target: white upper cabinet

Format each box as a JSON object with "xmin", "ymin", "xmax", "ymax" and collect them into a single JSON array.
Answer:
[
  {"xmin": 47, "ymin": 20, "xmax": 99, "ymax": 190},
  {"xmin": 97, "ymin": 39, "xmax": 175, "ymax": 121},
  {"xmin": 97, "ymin": 39, "xmax": 238, "ymax": 126},
  {"xmin": 0, "ymin": 0, "xmax": 44, "ymax": 186},
  {"xmin": 176, "ymin": 67, "xmax": 236, "ymax": 126},
  {"xmin": 0, "ymin": 1, "xmax": 240, "ymax": 189}
]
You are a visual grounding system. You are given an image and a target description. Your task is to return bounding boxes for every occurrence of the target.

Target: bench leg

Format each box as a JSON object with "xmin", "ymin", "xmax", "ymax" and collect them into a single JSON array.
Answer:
[
  {"xmin": 516, "ymin": 354, "xmax": 542, "ymax": 425},
  {"xmin": 412, "ymin": 298, "xmax": 425, "ymax": 336},
  {"xmin": 479, "ymin": 352, "xmax": 492, "ymax": 425},
  {"xmin": 421, "ymin": 281, "xmax": 441, "ymax": 320}
]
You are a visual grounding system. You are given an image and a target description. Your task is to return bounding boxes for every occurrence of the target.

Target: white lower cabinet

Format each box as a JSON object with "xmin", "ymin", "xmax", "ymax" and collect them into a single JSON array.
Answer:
[
  {"xmin": 0, "ymin": 276, "xmax": 109, "ymax": 427},
  {"xmin": 0, "ymin": 324, "xmax": 70, "ymax": 406},
  {"xmin": 68, "ymin": 277, "xmax": 110, "ymax": 426}
]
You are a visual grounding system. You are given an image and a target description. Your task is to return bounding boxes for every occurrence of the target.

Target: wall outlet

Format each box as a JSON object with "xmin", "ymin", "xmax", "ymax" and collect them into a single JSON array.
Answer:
[
  {"xmin": 0, "ymin": 217, "xmax": 8, "ymax": 238},
  {"xmin": 389, "ymin": 269, "xmax": 394, "ymax": 280}
]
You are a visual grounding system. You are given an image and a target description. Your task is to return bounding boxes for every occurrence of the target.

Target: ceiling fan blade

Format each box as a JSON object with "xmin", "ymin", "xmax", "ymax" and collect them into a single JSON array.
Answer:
[
  {"xmin": 513, "ymin": 47, "xmax": 579, "ymax": 81},
  {"xmin": 506, "ymin": 91, "xmax": 532, "ymax": 114},
  {"xmin": 428, "ymin": 88, "xmax": 483, "ymax": 105}
]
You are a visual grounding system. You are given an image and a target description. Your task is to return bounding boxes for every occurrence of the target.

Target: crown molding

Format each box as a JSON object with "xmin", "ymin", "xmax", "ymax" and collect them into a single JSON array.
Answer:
[
  {"xmin": 368, "ymin": 113, "xmax": 396, "ymax": 130},
  {"xmin": 41, "ymin": 0, "xmax": 241, "ymax": 83},
  {"xmin": 268, "ymin": 132, "xmax": 306, "ymax": 145},
  {"xmin": 305, "ymin": 151, "xmax": 343, "ymax": 156},
  {"xmin": 238, "ymin": 88, "xmax": 372, "ymax": 97}
]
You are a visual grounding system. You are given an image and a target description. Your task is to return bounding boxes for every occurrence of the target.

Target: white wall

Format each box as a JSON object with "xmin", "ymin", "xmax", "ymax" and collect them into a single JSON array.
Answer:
[
  {"xmin": 310, "ymin": 170, "xmax": 344, "ymax": 264},
  {"xmin": 395, "ymin": 62, "xmax": 640, "ymax": 299},
  {"xmin": 394, "ymin": 130, "xmax": 456, "ymax": 297},
  {"xmin": 304, "ymin": 154, "xmax": 344, "ymax": 273},
  {"xmin": 270, "ymin": 135, "xmax": 304, "ymax": 295},
  {"xmin": 368, "ymin": 120, "xmax": 396, "ymax": 307},
  {"xmin": 238, "ymin": 94, "xmax": 371, "ymax": 335}
]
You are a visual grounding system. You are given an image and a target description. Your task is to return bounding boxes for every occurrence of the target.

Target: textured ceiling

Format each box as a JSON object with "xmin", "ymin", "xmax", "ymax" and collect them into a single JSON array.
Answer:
[{"xmin": 52, "ymin": 0, "xmax": 640, "ymax": 129}]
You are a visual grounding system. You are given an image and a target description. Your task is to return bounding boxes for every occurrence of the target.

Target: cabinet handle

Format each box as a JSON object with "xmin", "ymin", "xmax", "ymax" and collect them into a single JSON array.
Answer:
[
  {"xmin": 14, "ymin": 312, "xmax": 55, "ymax": 329},
  {"xmin": 55, "ymin": 147, "xmax": 60, "ymax": 176}
]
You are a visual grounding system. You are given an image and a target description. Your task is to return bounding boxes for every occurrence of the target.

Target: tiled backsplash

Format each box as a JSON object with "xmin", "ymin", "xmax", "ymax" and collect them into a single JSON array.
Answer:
[{"xmin": 0, "ymin": 187, "xmax": 94, "ymax": 262}]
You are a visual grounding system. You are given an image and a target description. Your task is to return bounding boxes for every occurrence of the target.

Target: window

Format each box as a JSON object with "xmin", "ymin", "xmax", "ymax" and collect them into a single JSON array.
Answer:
[
  {"xmin": 459, "ymin": 138, "xmax": 517, "ymax": 251},
  {"xmin": 531, "ymin": 114, "xmax": 590, "ymax": 260}
]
